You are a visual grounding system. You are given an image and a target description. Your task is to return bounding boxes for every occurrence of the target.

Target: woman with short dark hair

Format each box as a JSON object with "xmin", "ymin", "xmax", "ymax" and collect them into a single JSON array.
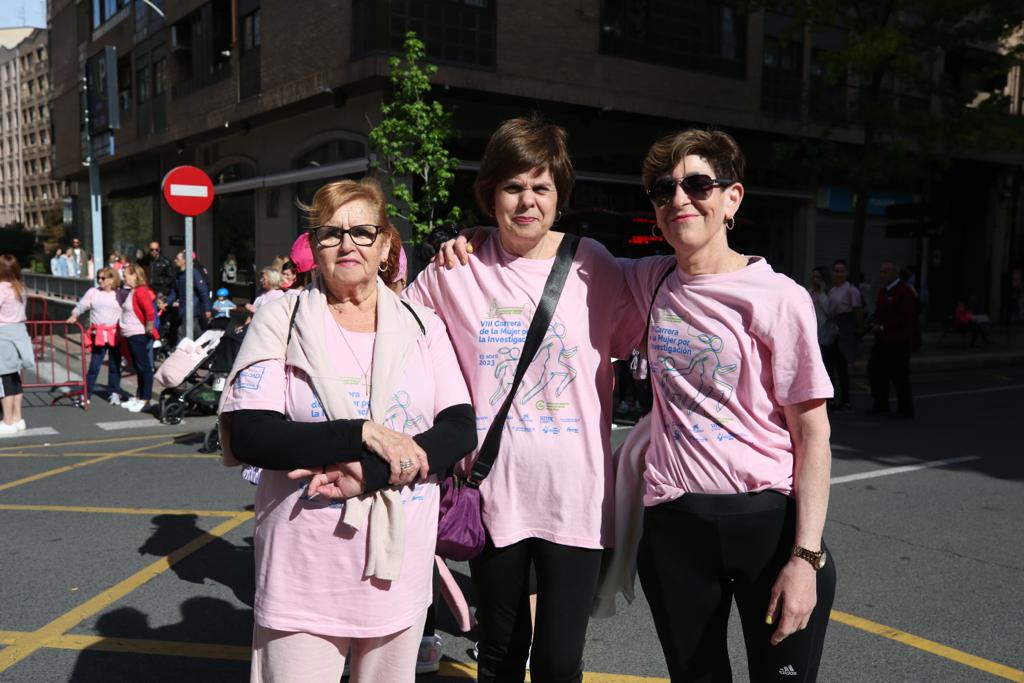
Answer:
[
  {"xmin": 625, "ymin": 129, "xmax": 836, "ymax": 681},
  {"xmin": 405, "ymin": 116, "xmax": 645, "ymax": 682}
]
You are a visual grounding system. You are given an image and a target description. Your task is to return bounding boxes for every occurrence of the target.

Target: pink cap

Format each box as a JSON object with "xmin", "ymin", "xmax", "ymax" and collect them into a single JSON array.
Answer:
[
  {"xmin": 393, "ymin": 246, "xmax": 407, "ymax": 283},
  {"xmin": 290, "ymin": 233, "xmax": 316, "ymax": 273}
]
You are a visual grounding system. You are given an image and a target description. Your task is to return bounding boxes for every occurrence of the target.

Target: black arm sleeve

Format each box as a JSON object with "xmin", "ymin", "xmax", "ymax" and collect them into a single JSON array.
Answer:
[{"xmin": 228, "ymin": 410, "xmax": 366, "ymax": 469}]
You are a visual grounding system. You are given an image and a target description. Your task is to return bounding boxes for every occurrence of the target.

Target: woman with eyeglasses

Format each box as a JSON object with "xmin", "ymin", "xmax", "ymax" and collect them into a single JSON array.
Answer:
[
  {"xmin": 0, "ymin": 255, "xmax": 34, "ymax": 434},
  {"xmin": 219, "ymin": 178, "xmax": 476, "ymax": 682},
  {"xmin": 623, "ymin": 129, "xmax": 836, "ymax": 681},
  {"xmin": 66, "ymin": 267, "xmax": 125, "ymax": 404},
  {"xmin": 405, "ymin": 115, "xmax": 646, "ymax": 683}
]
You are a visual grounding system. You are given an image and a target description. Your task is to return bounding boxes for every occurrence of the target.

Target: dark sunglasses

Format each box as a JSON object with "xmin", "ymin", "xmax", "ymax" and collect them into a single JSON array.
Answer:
[
  {"xmin": 311, "ymin": 224, "xmax": 381, "ymax": 248},
  {"xmin": 647, "ymin": 174, "xmax": 735, "ymax": 205}
]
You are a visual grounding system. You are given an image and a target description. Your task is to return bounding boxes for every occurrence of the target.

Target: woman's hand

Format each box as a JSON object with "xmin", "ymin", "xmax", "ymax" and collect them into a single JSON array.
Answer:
[
  {"xmin": 65, "ymin": 313, "xmax": 78, "ymax": 324},
  {"xmin": 361, "ymin": 421, "xmax": 429, "ymax": 486},
  {"xmin": 288, "ymin": 462, "xmax": 366, "ymax": 499},
  {"xmin": 434, "ymin": 227, "xmax": 492, "ymax": 269},
  {"xmin": 765, "ymin": 556, "xmax": 819, "ymax": 646}
]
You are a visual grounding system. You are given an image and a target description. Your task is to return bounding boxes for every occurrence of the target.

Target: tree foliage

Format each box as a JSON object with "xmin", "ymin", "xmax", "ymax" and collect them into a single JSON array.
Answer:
[
  {"xmin": 750, "ymin": 0, "xmax": 1024, "ymax": 275},
  {"xmin": 369, "ymin": 32, "xmax": 462, "ymax": 244}
]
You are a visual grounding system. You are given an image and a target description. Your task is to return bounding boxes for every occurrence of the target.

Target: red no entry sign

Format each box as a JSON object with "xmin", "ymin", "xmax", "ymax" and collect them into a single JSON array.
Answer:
[{"xmin": 162, "ymin": 166, "xmax": 214, "ymax": 216}]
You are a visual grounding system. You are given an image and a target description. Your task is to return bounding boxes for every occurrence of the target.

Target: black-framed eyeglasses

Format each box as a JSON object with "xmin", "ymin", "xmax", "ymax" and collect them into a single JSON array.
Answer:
[
  {"xmin": 311, "ymin": 224, "xmax": 381, "ymax": 248},
  {"xmin": 647, "ymin": 174, "xmax": 735, "ymax": 205}
]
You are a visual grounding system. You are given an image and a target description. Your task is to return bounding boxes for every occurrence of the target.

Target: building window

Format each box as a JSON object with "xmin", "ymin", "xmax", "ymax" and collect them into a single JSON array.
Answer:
[
  {"xmin": 137, "ymin": 64, "xmax": 151, "ymax": 102},
  {"xmin": 241, "ymin": 9, "xmax": 261, "ymax": 52},
  {"xmin": 153, "ymin": 58, "xmax": 166, "ymax": 96},
  {"xmin": 599, "ymin": 0, "xmax": 746, "ymax": 78},
  {"xmin": 353, "ymin": 0, "xmax": 496, "ymax": 68},
  {"xmin": 92, "ymin": 0, "xmax": 129, "ymax": 30},
  {"xmin": 117, "ymin": 55, "xmax": 132, "ymax": 113},
  {"xmin": 761, "ymin": 33, "xmax": 803, "ymax": 118},
  {"xmin": 294, "ymin": 138, "xmax": 368, "ymax": 208}
]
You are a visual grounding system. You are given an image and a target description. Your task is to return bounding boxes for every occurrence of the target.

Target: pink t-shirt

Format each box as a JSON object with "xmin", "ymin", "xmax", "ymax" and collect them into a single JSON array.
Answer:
[
  {"xmin": 405, "ymin": 234, "xmax": 644, "ymax": 549},
  {"xmin": 622, "ymin": 256, "xmax": 833, "ymax": 504},
  {"xmin": 828, "ymin": 281, "xmax": 862, "ymax": 316},
  {"xmin": 253, "ymin": 289, "xmax": 287, "ymax": 309},
  {"xmin": 220, "ymin": 309, "xmax": 469, "ymax": 637},
  {"xmin": 0, "ymin": 283, "xmax": 26, "ymax": 324},
  {"xmin": 118, "ymin": 289, "xmax": 145, "ymax": 337},
  {"xmin": 74, "ymin": 288, "xmax": 121, "ymax": 327}
]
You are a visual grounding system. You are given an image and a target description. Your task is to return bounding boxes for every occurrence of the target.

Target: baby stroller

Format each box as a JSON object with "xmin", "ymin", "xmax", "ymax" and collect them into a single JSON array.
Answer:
[{"xmin": 154, "ymin": 329, "xmax": 236, "ymax": 425}]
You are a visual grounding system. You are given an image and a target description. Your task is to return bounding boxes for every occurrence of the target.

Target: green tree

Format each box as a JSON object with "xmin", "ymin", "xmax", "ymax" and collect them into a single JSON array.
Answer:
[
  {"xmin": 369, "ymin": 31, "xmax": 462, "ymax": 244},
  {"xmin": 754, "ymin": 0, "xmax": 1024, "ymax": 276}
]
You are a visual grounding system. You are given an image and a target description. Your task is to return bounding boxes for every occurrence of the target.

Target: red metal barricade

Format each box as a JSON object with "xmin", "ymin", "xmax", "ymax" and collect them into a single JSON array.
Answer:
[
  {"xmin": 21, "ymin": 320, "xmax": 90, "ymax": 409},
  {"xmin": 26, "ymin": 295, "xmax": 49, "ymax": 322}
]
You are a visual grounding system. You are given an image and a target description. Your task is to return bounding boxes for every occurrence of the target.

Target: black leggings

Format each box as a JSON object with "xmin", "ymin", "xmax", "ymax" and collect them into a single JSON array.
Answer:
[
  {"xmin": 823, "ymin": 341, "xmax": 850, "ymax": 405},
  {"xmin": 637, "ymin": 491, "xmax": 836, "ymax": 682},
  {"xmin": 470, "ymin": 536, "xmax": 602, "ymax": 683}
]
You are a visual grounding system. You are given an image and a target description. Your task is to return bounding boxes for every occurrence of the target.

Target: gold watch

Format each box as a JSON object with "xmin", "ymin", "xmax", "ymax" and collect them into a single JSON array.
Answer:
[{"xmin": 792, "ymin": 545, "xmax": 827, "ymax": 570}]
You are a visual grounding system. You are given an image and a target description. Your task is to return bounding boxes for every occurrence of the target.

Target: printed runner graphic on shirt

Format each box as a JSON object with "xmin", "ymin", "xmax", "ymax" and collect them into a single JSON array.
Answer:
[
  {"xmin": 476, "ymin": 300, "xmax": 581, "ymax": 438},
  {"xmin": 650, "ymin": 307, "xmax": 744, "ymax": 445}
]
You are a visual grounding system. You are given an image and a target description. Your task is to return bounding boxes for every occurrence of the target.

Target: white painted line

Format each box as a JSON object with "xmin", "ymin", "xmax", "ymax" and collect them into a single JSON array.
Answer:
[
  {"xmin": 830, "ymin": 455, "xmax": 981, "ymax": 485},
  {"xmin": 97, "ymin": 420, "xmax": 179, "ymax": 431},
  {"xmin": 915, "ymin": 383, "xmax": 1024, "ymax": 399},
  {"xmin": 0, "ymin": 427, "xmax": 59, "ymax": 439},
  {"xmin": 169, "ymin": 183, "xmax": 209, "ymax": 198}
]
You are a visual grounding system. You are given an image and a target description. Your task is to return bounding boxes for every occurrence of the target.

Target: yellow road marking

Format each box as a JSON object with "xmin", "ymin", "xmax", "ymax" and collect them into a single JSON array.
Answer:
[
  {"xmin": 831, "ymin": 610, "xmax": 1024, "ymax": 681},
  {"xmin": 0, "ymin": 503, "xmax": 242, "ymax": 517},
  {"xmin": 0, "ymin": 454, "xmax": 119, "ymax": 492},
  {"xmin": 0, "ymin": 452, "xmax": 61, "ymax": 458},
  {"xmin": 0, "ymin": 511, "xmax": 253, "ymax": 673},
  {"xmin": 0, "ymin": 432, "xmax": 196, "ymax": 452},
  {"xmin": 50, "ymin": 634, "xmax": 250, "ymax": 661},
  {"xmin": 0, "ymin": 452, "xmax": 219, "ymax": 460},
  {"xmin": 435, "ymin": 662, "xmax": 668, "ymax": 682}
]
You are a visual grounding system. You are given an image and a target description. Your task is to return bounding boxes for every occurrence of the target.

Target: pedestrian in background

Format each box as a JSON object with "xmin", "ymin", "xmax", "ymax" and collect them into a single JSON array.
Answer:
[
  {"xmin": 50, "ymin": 248, "xmax": 69, "ymax": 277},
  {"xmin": 68, "ymin": 237, "xmax": 90, "ymax": 278},
  {"xmin": 210, "ymin": 288, "xmax": 236, "ymax": 331},
  {"xmin": 867, "ymin": 262, "xmax": 915, "ymax": 418},
  {"xmin": 162, "ymin": 251, "xmax": 213, "ymax": 341},
  {"xmin": 220, "ymin": 177, "xmax": 476, "ymax": 682},
  {"xmin": 279, "ymin": 261, "xmax": 298, "ymax": 291},
  {"xmin": 624, "ymin": 129, "xmax": 836, "ymax": 681},
  {"xmin": 66, "ymin": 267, "xmax": 124, "ymax": 404},
  {"xmin": 244, "ymin": 267, "xmax": 284, "ymax": 318},
  {"xmin": 824, "ymin": 259, "xmax": 862, "ymax": 411},
  {"xmin": 0, "ymin": 255, "xmax": 35, "ymax": 434},
  {"xmin": 119, "ymin": 263, "xmax": 159, "ymax": 413},
  {"xmin": 139, "ymin": 241, "xmax": 175, "ymax": 297}
]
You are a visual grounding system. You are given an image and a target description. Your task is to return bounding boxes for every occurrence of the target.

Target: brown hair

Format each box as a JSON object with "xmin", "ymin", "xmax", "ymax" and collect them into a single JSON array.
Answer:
[
  {"xmin": 641, "ymin": 129, "xmax": 746, "ymax": 191},
  {"xmin": 122, "ymin": 262, "xmax": 149, "ymax": 287},
  {"xmin": 473, "ymin": 115, "xmax": 575, "ymax": 217},
  {"xmin": 0, "ymin": 254, "xmax": 25, "ymax": 301},
  {"xmin": 97, "ymin": 267, "xmax": 121, "ymax": 289},
  {"xmin": 299, "ymin": 177, "xmax": 402, "ymax": 285}
]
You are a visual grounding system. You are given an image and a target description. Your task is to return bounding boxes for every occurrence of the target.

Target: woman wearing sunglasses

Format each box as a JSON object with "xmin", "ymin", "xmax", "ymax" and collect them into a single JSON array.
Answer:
[
  {"xmin": 624, "ymin": 129, "xmax": 836, "ymax": 681},
  {"xmin": 406, "ymin": 115, "xmax": 645, "ymax": 683}
]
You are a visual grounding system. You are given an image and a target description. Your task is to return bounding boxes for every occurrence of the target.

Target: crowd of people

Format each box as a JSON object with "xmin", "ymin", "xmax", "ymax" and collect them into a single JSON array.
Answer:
[{"xmin": 215, "ymin": 118, "xmax": 839, "ymax": 683}]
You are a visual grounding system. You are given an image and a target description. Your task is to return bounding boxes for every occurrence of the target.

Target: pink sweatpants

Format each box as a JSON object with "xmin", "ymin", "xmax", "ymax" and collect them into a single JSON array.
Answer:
[{"xmin": 250, "ymin": 611, "xmax": 427, "ymax": 683}]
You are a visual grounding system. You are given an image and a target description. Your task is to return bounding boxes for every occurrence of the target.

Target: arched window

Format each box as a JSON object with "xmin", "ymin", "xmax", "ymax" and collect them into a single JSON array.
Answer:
[
  {"xmin": 294, "ymin": 136, "xmax": 367, "ymax": 209},
  {"xmin": 213, "ymin": 161, "xmax": 256, "ymax": 185}
]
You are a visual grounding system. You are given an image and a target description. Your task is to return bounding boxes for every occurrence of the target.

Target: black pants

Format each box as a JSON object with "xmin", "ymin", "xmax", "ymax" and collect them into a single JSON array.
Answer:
[
  {"xmin": 637, "ymin": 492, "xmax": 836, "ymax": 682},
  {"xmin": 868, "ymin": 340, "xmax": 913, "ymax": 416},
  {"xmin": 470, "ymin": 536, "xmax": 602, "ymax": 683},
  {"xmin": 822, "ymin": 341, "xmax": 850, "ymax": 405}
]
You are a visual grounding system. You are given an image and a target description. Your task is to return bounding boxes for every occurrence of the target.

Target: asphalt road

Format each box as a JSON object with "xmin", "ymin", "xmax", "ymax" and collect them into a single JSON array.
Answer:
[{"xmin": 1, "ymin": 364, "xmax": 1022, "ymax": 682}]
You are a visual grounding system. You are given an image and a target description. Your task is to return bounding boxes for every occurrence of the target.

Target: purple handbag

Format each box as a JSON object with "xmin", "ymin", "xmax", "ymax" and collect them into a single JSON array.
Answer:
[
  {"xmin": 436, "ymin": 476, "xmax": 486, "ymax": 561},
  {"xmin": 434, "ymin": 236, "xmax": 579, "ymax": 562}
]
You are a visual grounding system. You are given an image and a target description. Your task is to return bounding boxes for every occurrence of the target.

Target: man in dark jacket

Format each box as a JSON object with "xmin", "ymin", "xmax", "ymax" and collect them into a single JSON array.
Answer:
[
  {"xmin": 138, "ymin": 241, "xmax": 176, "ymax": 296},
  {"xmin": 867, "ymin": 262, "xmax": 916, "ymax": 417},
  {"xmin": 162, "ymin": 251, "xmax": 212, "ymax": 343}
]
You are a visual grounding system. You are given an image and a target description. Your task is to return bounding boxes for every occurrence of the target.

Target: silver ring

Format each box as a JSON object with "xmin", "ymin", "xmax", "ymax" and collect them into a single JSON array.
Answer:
[{"xmin": 399, "ymin": 459, "xmax": 413, "ymax": 471}]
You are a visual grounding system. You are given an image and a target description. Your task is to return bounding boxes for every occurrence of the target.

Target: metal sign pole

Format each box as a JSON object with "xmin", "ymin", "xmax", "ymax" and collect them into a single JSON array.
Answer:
[
  {"xmin": 88, "ymin": 156, "xmax": 103, "ymax": 280},
  {"xmin": 185, "ymin": 216, "xmax": 194, "ymax": 340}
]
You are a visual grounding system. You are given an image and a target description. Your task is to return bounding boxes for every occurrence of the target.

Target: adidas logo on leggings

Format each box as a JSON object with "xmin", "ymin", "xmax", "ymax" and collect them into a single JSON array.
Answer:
[{"xmin": 779, "ymin": 664, "xmax": 798, "ymax": 676}]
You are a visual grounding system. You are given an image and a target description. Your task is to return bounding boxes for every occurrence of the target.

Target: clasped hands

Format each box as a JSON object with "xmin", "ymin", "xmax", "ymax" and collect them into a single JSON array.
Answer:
[{"xmin": 287, "ymin": 421, "xmax": 429, "ymax": 500}]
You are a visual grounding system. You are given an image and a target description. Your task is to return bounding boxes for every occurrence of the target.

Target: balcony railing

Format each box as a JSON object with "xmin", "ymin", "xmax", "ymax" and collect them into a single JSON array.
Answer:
[{"xmin": 171, "ymin": 61, "xmax": 232, "ymax": 100}]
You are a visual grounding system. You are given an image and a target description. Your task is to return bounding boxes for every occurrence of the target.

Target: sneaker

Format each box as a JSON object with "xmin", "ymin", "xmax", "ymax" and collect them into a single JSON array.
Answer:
[
  {"xmin": 120, "ymin": 398, "xmax": 138, "ymax": 410},
  {"xmin": 470, "ymin": 641, "xmax": 479, "ymax": 661},
  {"xmin": 108, "ymin": 393, "xmax": 122, "ymax": 406},
  {"xmin": 127, "ymin": 399, "xmax": 150, "ymax": 413},
  {"xmin": 13, "ymin": 419, "xmax": 26, "ymax": 431},
  {"xmin": 0, "ymin": 422, "xmax": 18, "ymax": 436},
  {"xmin": 416, "ymin": 634, "xmax": 442, "ymax": 674}
]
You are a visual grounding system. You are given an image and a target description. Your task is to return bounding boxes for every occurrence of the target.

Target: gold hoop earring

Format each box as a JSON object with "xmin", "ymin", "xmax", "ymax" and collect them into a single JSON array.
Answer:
[
  {"xmin": 724, "ymin": 216, "xmax": 736, "ymax": 231},
  {"xmin": 378, "ymin": 262, "xmax": 386, "ymax": 273}
]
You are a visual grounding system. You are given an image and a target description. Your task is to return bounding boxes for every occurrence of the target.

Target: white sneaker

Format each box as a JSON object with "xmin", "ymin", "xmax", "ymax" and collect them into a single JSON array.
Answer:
[
  {"xmin": 0, "ymin": 422, "xmax": 18, "ymax": 436},
  {"xmin": 108, "ymin": 393, "xmax": 122, "ymax": 405},
  {"xmin": 127, "ymin": 399, "xmax": 149, "ymax": 413},
  {"xmin": 13, "ymin": 419, "xmax": 26, "ymax": 431},
  {"xmin": 416, "ymin": 634, "xmax": 442, "ymax": 674}
]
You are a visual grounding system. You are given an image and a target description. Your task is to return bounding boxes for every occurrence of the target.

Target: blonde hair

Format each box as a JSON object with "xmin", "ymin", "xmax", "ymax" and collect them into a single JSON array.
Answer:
[
  {"xmin": 260, "ymin": 267, "xmax": 282, "ymax": 290},
  {"xmin": 298, "ymin": 177, "xmax": 402, "ymax": 284},
  {"xmin": 97, "ymin": 267, "xmax": 121, "ymax": 289},
  {"xmin": 122, "ymin": 262, "xmax": 148, "ymax": 287}
]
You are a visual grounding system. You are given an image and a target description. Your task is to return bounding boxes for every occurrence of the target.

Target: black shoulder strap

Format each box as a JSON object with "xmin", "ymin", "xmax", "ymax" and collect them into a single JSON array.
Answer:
[
  {"xmin": 400, "ymin": 300, "xmax": 427, "ymax": 336},
  {"xmin": 285, "ymin": 296, "xmax": 301, "ymax": 346},
  {"xmin": 640, "ymin": 262, "xmax": 677, "ymax": 352},
  {"xmin": 469, "ymin": 234, "xmax": 580, "ymax": 487}
]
